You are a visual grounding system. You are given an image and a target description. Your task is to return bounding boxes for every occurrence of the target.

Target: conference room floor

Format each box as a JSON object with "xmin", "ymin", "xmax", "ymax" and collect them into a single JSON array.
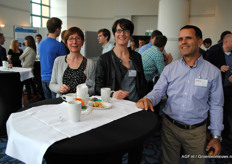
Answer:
[{"xmin": 1, "ymin": 129, "xmax": 232, "ymax": 164}]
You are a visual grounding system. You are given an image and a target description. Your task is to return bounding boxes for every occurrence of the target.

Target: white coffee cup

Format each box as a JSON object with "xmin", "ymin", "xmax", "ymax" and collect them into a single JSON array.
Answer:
[
  {"xmin": 61, "ymin": 93, "xmax": 77, "ymax": 102},
  {"xmin": 2, "ymin": 61, "xmax": 8, "ymax": 69},
  {"xmin": 68, "ymin": 101, "xmax": 82, "ymax": 122},
  {"xmin": 101, "ymin": 88, "xmax": 113, "ymax": 102}
]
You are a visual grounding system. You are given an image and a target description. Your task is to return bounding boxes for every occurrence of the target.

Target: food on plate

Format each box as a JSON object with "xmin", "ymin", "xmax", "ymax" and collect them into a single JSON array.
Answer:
[
  {"xmin": 92, "ymin": 102, "xmax": 105, "ymax": 108},
  {"xmin": 90, "ymin": 97, "xmax": 98, "ymax": 101}
]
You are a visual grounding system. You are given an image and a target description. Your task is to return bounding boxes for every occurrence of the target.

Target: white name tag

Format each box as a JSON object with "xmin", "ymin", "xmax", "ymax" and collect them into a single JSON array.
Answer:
[
  {"xmin": 195, "ymin": 78, "xmax": 208, "ymax": 87},
  {"xmin": 128, "ymin": 70, "xmax": 137, "ymax": 77}
]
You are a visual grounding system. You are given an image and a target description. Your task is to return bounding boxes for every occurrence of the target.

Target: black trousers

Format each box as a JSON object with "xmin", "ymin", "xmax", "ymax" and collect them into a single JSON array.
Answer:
[
  {"xmin": 223, "ymin": 86, "xmax": 232, "ymax": 135},
  {"xmin": 23, "ymin": 78, "xmax": 37, "ymax": 100}
]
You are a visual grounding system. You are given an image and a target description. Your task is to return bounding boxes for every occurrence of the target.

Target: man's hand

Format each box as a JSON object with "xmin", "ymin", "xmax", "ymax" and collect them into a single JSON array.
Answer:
[
  {"xmin": 229, "ymin": 73, "xmax": 232, "ymax": 82},
  {"xmin": 206, "ymin": 138, "xmax": 221, "ymax": 156},
  {"xmin": 112, "ymin": 90, "xmax": 129, "ymax": 100},
  {"xmin": 163, "ymin": 52, "xmax": 173, "ymax": 65},
  {"xmin": 136, "ymin": 98, "xmax": 154, "ymax": 112},
  {"xmin": 220, "ymin": 65, "xmax": 230, "ymax": 72}
]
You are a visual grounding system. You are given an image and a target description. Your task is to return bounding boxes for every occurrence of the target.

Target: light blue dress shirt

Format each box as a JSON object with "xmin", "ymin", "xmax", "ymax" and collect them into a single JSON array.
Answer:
[
  {"xmin": 102, "ymin": 42, "xmax": 114, "ymax": 54},
  {"xmin": 145, "ymin": 56, "xmax": 224, "ymax": 136},
  {"xmin": 36, "ymin": 42, "xmax": 39, "ymax": 56}
]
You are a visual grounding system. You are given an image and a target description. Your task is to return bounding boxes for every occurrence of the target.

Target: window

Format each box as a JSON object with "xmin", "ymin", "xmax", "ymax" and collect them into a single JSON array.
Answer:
[{"xmin": 30, "ymin": 0, "xmax": 50, "ymax": 27}]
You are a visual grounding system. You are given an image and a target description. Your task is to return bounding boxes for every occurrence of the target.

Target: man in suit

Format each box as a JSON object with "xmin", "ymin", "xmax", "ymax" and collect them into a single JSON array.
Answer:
[
  {"xmin": 207, "ymin": 34, "xmax": 232, "ymax": 140},
  {"xmin": 0, "ymin": 33, "xmax": 7, "ymax": 66},
  {"xmin": 206, "ymin": 31, "xmax": 231, "ymax": 59},
  {"xmin": 199, "ymin": 47, "xmax": 206, "ymax": 59}
]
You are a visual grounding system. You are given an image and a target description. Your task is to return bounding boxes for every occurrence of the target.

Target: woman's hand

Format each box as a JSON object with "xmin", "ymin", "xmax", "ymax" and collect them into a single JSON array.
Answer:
[
  {"xmin": 112, "ymin": 90, "xmax": 129, "ymax": 100},
  {"xmin": 7, "ymin": 55, "xmax": 12, "ymax": 63},
  {"xmin": 59, "ymin": 84, "xmax": 70, "ymax": 93}
]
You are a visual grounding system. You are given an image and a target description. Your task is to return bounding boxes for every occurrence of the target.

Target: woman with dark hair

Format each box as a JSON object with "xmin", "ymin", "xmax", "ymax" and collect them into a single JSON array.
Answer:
[
  {"xmin": 19, "ymin": 35, "xmax": 37, "ymax": 101},
  {"xmin": 95, "ymin": 18, "xmax": 148, "ymax": 164},
  {"xmin": 20, "ymin": 36, "xmax": 37, "ymax": 68},
  {"xmin": 8, "ymin": 39, "xmax": 23, "ymax": 67},
  {"xmin": 95, "ymin": 18, "xmax": 148, "ymax": 102},
  {"xmin": 49, "ymin": 26, "xmax": 95, "ymax": 97}
]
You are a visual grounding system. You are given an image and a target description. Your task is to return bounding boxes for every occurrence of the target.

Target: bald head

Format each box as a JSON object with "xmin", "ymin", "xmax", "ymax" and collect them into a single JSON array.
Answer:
[{"xmin": 223, "ymin": 34, "xmax": 232, "ymax": 52}]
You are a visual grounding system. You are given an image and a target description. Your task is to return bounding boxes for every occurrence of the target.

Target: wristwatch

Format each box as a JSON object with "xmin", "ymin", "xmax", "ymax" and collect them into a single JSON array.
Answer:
[{"xmin": 212, "ymin": 135, "xmax": 222, "ymax": 142}]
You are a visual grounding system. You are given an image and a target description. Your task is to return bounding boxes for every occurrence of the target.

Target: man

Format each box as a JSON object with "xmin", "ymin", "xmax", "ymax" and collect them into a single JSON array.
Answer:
[
  {"xmin": 97, "ymin": 28, "xmax": 114, "ymax": 54},
  {"xmin": 136, "ymin": 25, "xmax": 224, "ymax": 164},
  {"xmin": 138, "ymin": 37, "xmax": 146, "ymax": 48},
  {"xmin": 141, "ymin": 35, "xmax": 167, "ymax": 90},
  {"xmin": 217, "ymin": 31, "xmax": 231, "ymax": 44},
  {"xmin": 138, "ymin": 30, "xmax": 163, "ymax": 54},
  {"xmin": 142, "ymin": 35, "xmax": 172, "ymax": 87},
  {"xmin": 203, "ymin": 38, "xmax": 212, "ymax": 51},
  {"xmin": 35, "ymin": 34, "xmax": 42, "ymax": 56},
  {"xmin": 206, "ymin": 31, "xmax": 231, "ymax": 60},
  {"xmin": 0, "ymin": 33, "xmax": 7, "ymax": 66},
  {"xmin": 135, "ymin": 37, "xmax": 146, "ymax": 52},
  {"xmin": 39, "ymin": 17, "xmax": 66, "ymax": 99},
  {"xmin": 128, "ymin": 38, "xmax": 137, "ymax": 51},
  {"xmin": 34, "ymin": 34, "xmax": 44, "ymax": 100},
  {"xmin": 207, "ymin": 34, "xmax": 232, "ymax": 141}
]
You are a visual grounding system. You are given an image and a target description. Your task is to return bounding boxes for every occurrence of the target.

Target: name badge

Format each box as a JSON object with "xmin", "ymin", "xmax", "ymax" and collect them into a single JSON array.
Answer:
[
  {"xmin": 128, "ymin": 70, "xmax": 137, "ymax": 77},
  {"xmin": 195, "ymin": 78, "xmax": 208, "ymax": 87}
]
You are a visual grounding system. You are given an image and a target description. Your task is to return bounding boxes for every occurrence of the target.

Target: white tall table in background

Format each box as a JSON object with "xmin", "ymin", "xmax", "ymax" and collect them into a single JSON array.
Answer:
[{"xmin": 0, "ymin": 67, "xmax": 34, "ymax": 81}]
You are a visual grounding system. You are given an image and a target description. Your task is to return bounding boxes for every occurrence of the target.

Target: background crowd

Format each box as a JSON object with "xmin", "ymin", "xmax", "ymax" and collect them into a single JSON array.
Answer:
[{"xmin": 0, "ymin": 16, "xmax": 232, "ymax": 164}]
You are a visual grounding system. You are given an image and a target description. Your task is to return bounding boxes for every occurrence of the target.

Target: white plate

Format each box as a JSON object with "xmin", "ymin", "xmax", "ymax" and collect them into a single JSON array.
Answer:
[{"xmin": 89, "ymin": 102, "xmax": 112, "ymax": 109}]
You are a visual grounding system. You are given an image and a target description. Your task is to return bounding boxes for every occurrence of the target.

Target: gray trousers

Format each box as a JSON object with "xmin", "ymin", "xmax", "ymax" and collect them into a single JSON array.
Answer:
[{"xmin": 161, "ymin": 117, "xmax": 206, "ymax": 164}]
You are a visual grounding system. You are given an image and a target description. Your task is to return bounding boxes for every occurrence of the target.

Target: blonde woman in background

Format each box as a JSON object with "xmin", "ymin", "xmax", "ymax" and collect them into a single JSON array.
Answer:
[{"xmin": 8, "ymin": 39, "xmax": 23, "ymax": 67}]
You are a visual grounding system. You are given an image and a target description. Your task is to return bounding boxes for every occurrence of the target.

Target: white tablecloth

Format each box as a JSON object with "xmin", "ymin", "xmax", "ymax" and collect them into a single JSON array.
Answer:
[
  {"xmin": 6, "ymin": 98, "xmax": 142, "ymax": 164},
  {"xmin": 0, "ymin": 67, "xmax": 34, "ymax": 81}
]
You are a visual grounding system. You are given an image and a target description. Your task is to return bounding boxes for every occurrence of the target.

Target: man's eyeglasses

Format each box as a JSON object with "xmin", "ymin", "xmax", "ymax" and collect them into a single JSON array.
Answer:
[
  {"xmin": 68, "ymin": 37, "xmax": 82, "ymax": 42},
  {"xmin": 115, "ymin": 29, "xmax": 130, "ymax": 34}
]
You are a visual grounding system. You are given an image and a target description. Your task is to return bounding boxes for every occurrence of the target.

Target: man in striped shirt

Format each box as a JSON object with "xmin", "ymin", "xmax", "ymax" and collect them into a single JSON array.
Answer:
[{"xmin": 141, "ymin": 35, "xmax": 168, "ymax": 91}]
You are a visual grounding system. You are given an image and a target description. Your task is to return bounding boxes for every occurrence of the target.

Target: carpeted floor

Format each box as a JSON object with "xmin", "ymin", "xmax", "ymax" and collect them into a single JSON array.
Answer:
[{"xmin": 1, "ymin": 129, "xmax": 232, "ymax": 164}]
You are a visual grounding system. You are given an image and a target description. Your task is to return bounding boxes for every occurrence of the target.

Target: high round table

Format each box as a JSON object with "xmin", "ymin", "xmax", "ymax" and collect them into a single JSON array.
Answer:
[{"xmin": 21, "ymin": 98, "xmax": 158, "ymax": 164}]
